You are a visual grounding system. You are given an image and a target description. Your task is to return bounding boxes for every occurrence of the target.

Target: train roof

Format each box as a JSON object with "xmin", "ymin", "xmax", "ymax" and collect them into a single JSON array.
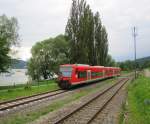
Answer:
[
  {"xmin": 60, "ymin": 64, "xmax": 120, "ymax": 69},
  {"xmin": 60, "ymin": 64, "xmax": 73, "ymax": 66},
  {"xmin": 60, "ymin": 64, "xmax": 89, "ymax": 67},
  {"xmin": 92, "ymin": 66, "xmax": 104, "ymax": 67}
]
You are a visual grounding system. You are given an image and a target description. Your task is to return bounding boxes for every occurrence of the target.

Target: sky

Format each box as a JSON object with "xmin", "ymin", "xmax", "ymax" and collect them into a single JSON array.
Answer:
[{"xmin": 0, "ymin": 0, "xmax": 150, "ymax": 61}]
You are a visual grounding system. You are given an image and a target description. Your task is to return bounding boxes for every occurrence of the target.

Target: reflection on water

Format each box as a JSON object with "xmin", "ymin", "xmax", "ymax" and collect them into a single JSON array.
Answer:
[{"xmin": 0, "ymin": 69, "xmax": 28, "ymax": 86}]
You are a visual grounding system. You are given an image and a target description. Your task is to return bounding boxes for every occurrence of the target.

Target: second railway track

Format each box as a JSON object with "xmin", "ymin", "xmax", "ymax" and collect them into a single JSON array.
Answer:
[
  {"xmin": 53, "ymin": 77, "xmax": 129, "ymax": 124},
  {"xmin": 0, "ymin": 89, "xmax": 67, "ymax": 111}
]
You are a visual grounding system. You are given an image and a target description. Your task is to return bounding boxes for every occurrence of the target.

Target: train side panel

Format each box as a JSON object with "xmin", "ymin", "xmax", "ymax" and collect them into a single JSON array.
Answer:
[
  {"xmin": 58, "ymin": 64, "xmax": 121, "ymax": 89},
  {"xmin": 70, "ymin": 66, "xmax": 90, "ymax": 85}
]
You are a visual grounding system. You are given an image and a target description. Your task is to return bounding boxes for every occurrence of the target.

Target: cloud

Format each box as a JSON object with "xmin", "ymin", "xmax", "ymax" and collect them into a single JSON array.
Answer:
[
  {"xmin": 11, "ymin": 46, "xmax": 31, "ymax": 61},
  {"xmin": 87, "ymin": 0, "xmax": 150, "ymax": 61},
  {"xmin": 0, "ymin": 0, "xmax": 150, "ymax": 61}
]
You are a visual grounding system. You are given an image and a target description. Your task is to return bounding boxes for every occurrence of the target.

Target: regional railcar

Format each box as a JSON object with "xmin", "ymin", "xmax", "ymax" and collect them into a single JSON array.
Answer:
[{"xmin": 57, "ymin": 64, "xmax": 121, "ymax": 89}]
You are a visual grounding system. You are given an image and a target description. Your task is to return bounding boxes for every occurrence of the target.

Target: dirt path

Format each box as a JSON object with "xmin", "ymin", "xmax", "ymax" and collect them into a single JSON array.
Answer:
[{"xmin": 144, "ymin": 69, "xmax": 150, "ymax": 77}]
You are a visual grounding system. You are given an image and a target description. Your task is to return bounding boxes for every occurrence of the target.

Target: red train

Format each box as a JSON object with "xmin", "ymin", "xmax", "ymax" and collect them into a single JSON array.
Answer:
[{"xmin": 57, "ymin": 64, "xmax": 121, "ymax": 89}]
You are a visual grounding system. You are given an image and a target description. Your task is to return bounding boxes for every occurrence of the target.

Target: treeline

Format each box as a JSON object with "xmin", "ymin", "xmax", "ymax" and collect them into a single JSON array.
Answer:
[
  {"xmin": 118, "ymin": 60, "xmax": 150, "ymax": 71},
  {"xmin": 27, "ymin": 0, "xmax": 115, "ymax": 80},
  {"xmin": 66, "ymin": 0, "xmax": 108, "ymax": 65}
]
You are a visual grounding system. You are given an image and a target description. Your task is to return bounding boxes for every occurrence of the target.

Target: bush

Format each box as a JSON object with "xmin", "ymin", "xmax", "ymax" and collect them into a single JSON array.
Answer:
[
  {"xmin": 24, "ymin": 82, "xmax": 32, "ymax": 90},
  {"xmin": 7, "ymin": 89, "xmax": 13, "ymax": 92}
]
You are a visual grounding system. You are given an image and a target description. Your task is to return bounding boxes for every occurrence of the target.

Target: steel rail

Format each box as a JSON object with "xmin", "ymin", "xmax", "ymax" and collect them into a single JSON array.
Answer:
[
  {"xmin": 0, "ymin": 89, "xmax": 61, "ymax": 105},
  {"xmin": 87, "ymin": 78, "xmax": 130, "ymax": 124},
  {"xmin": 0, "ymin": 89, "xmax": 67, "ymax": 111},
  {"xmin": 54, "ymin": 78, "xmax": 128, "ymax": 124}
]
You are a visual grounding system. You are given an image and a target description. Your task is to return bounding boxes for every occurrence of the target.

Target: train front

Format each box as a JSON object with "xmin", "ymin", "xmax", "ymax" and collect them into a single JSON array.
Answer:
[{"xmin": 57, "ymin": 65, "xmax": 73, "ymax": 89}]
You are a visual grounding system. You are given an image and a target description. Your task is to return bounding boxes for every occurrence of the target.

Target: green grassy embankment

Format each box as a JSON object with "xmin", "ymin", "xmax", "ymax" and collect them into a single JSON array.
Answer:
[
  {"xmin": 0, "ymin": 80, "xmax": 58, "ymax": 102},
  {"xmin": 120, "ymin": 75, "xmax": 150, "ymax": 124},
  {"xmin": 0, "ymin": 78, "xmax": 116, "ymax": 124}
]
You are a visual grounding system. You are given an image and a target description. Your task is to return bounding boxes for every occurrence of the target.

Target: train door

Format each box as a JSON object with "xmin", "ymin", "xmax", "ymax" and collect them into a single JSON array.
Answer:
[
  {"xmin": 87, "ymin": 70, "xmax": 91, "ymax": 80},
  {"xmin": 113, "ymin": 69, "xmax": 115, "ymax": 77},
  {"xmin": 103, "ymin": 69, "xmax": 105, "ymax": 78}
]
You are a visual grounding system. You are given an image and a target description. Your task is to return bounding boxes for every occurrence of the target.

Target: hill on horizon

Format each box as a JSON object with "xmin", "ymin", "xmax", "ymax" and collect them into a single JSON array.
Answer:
[
  {"xmin": 11, "ymin": 59, "xmax": 27, "ymax": 69},
  {"xmin": 136, "ymin": 56, "xmax": 150, "ymax": 64}
]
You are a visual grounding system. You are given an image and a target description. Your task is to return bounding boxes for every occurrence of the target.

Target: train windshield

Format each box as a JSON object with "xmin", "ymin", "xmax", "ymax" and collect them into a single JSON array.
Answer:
[{"xmin": 60, "ymin": 66, "xmax": 72, "ymax": 77}]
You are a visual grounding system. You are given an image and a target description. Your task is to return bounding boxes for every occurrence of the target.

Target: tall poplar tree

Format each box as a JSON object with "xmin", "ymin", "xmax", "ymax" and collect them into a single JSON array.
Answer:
[
  {"xmin": 66, "ymin": 0, "xmax": 89, "ymax": 64},
  {"xmin": 101, "ymin": 26, "xmax": 108, "ymax": 65},
  {"xmin": 94, "ymin": 12, "xmax": 102, "ymax": 65},
  {"xmin": 65, "ymin": 0, "xmax": 80, "ymax": 63},
  {"xmin": 85, "ymin": 6, "xmax": 95, "ymax": 65},
  {"xmin": 66, "ymin": 0, "xmax": 109, "ymax": 66}
]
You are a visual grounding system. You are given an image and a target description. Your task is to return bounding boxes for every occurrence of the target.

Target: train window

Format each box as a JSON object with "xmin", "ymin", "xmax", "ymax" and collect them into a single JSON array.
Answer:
[
  {"xmin": 91, "ymin": 72, "xmax": 103, "ymax": 77},
  {"xmin": 60, "ymin": 66, "xmax": 72, "ymax": 77},
  {"xmin": 78, "ymin": 71, "xmax": 87, "ymax": 78},
  {"xmin": 91, "ymin": 72, "xmax": 96, "ymax": 77},
  {"xmin": 61, "ymin": 71, "xmax": 72, "ymax": 77},
  {"xmin": 96, "ymin": 72, "xmax": 103, "ymax": 76}
]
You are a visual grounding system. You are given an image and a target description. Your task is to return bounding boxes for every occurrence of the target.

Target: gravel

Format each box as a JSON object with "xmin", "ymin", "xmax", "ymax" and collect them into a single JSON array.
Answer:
[
  {"xmin": 0, "ymin": 78, "xmax": 118, "ymax": 123},
  {"xmin": 29, "ymin": 78, "xmax": 125, "ymax": 124}
]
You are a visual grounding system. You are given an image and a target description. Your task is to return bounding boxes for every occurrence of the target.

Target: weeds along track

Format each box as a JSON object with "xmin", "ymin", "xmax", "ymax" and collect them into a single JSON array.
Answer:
[
  {"xmin": 54, "ymin": 78, "xmax": 129, "ymax": 124},
  {"xmin": 0, "ymin": 77, "xmax": 127, "ymax": 113},
  {"xmin": 0, "ymin": 78, "xmax": 119, "ymax": 112},
  {"xmin": 0, "ymin": 89, "xmax": 67, "ymax": 111}
]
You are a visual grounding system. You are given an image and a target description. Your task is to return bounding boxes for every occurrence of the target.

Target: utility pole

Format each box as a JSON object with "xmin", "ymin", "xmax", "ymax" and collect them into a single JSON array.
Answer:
[{"xmin": 132, "ymin": 27, "xmax": 137, "ymax": 79}]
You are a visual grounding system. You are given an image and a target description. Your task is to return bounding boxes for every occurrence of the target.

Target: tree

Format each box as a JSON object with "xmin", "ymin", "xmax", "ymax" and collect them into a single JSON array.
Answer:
[
  {"xmin": 85, "ymin": 6, "xmax": 95, "ymax": 65},
  {"xmin": 94, "ymin": 12, "xmax": 102, "ymax": 65},
  {"xmin": 66, "ymin": 0, "xmax": 87, "ymax": 64},
  {"xmin": 0, "ymin": 15, "xmax": 19, "ymax": 72},
  {"xmin": 66, "ymin": 0, "xmax": 109, "ymax": 66},
  {"xmin": 106, "ymin": 54, "xmax": 116, "ymax": 66},
  {"xmin": 51, "ymin": 35, "xmax": 70, "ymax": 70},
  {"xmin": 27, "ymin": 35, "xmax": 69, "ymax": 80},
  {"xmin": 118, "ymin": 60, "xmax": 135, "ymax": 71},
  {"xmin": 65, "ymin": 0, "xmax": 79, "ymax": 63},
  {"xmin": 100, "ymin": 26, "xmax": 108, "ymax": 65},
  {"xmin": 27, "ymin": 57, "xmax": 41, "ymax": 81}
]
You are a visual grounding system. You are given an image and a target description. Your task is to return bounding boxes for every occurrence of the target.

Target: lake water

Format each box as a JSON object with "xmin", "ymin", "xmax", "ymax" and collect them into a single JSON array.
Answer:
[{"xmin": 0, "ymin": 69, "xmax": 28, "ymax": 86}]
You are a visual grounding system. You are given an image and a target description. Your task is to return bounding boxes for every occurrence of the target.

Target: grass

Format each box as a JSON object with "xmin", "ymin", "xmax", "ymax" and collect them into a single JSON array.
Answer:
[
  {"xmin": 0, "ymin": 78, "xmax": 116, "ymax": 124},
  {"xmin": 0, "ymin": 80, "xmax": 59, "ymax": 102},
  {"xmin": 1, "ymin": 92, "xmax": 88, "ymax": 124},
  {"xmin": 121, "ymin": 70, "xmax": 131, "ymax": 75},
  {"xmin": 119, "ymin": 102, "xmax": 127, "ymax": 124},
  {"xmin": 0, "ymin": 80, "xmax": 55, "ymax": 90},
  {"xmin": 120, "ymin": 75, "xmax": 150, "ymax": 124}
]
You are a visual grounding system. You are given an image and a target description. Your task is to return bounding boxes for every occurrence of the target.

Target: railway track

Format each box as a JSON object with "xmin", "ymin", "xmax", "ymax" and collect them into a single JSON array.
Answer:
[
  {"xmin": 0, "ymin": 89, "xmax": 67, "ymax": 111},
  {"xmin": 0, "ymin": 78, "xmax": 115, "ymax": 113},
  {"xmin": 53, "ymin": 78, "xmax": 129, "ymax": 124}
]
